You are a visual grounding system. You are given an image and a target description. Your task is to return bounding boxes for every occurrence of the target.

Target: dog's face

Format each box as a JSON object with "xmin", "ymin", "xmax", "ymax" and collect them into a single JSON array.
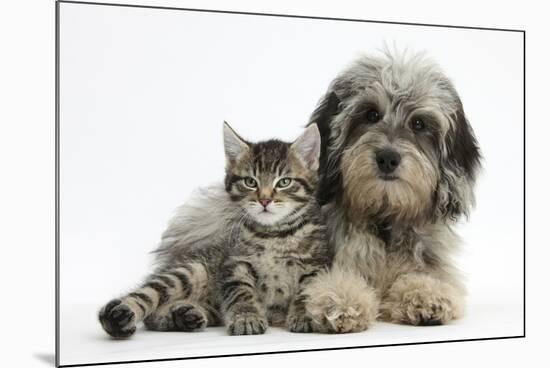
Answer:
[{"xmin": 311, "ymin": 52, "xmax": 481, "ymax": 225}]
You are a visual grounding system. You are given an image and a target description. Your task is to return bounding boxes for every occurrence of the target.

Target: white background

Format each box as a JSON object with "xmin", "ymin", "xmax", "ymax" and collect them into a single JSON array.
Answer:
[
  {"xmin": 58, "ymin": 2, "xmax": 524, "ymax": 365},
  {"xmin": 1, "ymin": 0, "xmax": 547, "ymax": 368}
]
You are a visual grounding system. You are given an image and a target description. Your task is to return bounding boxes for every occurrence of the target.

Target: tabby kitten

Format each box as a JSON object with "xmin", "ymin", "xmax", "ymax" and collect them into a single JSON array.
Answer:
[{"xmin": 98, "ymin": 122, "xmax": 330, "ymax": 337}]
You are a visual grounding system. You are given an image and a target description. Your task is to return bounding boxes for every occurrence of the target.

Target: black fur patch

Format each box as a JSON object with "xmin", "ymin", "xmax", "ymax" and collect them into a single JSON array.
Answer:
[
  {"xmin": 439, "ymin": 101, "xmax": 482, "ymax": 219},
  {"xmin": 446, "ymin": 103, "xmax": 482, "ymax": 181},
  {"xmin": 307, "ymin": 91, "xmax": 342, "ymax": 205}
]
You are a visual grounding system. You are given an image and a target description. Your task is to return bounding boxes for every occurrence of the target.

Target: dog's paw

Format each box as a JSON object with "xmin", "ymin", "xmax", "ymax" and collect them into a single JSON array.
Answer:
[
  {"xmin": 171, "ymin": 302, "xmax": 208, "ymax": 332},
  {"xmin": 382, "ymin": 274, "xmax": 464, "ymax": 326},
  {"xmin": 303, "ymin": 269, "xmax": 379, "ymax": 333},
  {"xmin": 287, "ymin": 314, "xmax": 314, "ymax": 333},
  {"xmin": 227, "ymin": 313, "xmax": 268, "ymax": 335},
  {"xmin": 99, "ymin": 299, "xmax": 137, "ymax": 338},
  {"xmin": 383, "ymin": 294, "xmax": 453, "ymax": 326},
  {"xmin": 313, "ymin": 302, "xmax": 369, "ymax": 333}
]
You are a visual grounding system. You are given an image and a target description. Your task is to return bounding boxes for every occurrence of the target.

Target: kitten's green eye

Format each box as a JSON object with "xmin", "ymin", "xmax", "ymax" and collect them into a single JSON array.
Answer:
[
  {"xmin": 243, "ymin": 177, "xmax": 258, "ymax": 189},
  {"xmin": 276, "ymin": 178, "xmax": 292, "ymax": 188}
]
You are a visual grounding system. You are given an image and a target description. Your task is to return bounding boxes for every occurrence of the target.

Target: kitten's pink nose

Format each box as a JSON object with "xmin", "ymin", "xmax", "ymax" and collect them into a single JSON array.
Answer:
[{"xmin": 259, "ymin": 199, "xmax": 272, "ymax": 208}]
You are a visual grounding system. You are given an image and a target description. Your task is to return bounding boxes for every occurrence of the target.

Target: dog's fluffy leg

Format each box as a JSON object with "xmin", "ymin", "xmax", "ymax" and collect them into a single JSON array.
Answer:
[
  {"xmin": 302, "ymin": 267, "xmax": 379, "ymax": 333},
  {"xmin": 380, "ymin": 273, "xmax": 465, "ymax": 326}
]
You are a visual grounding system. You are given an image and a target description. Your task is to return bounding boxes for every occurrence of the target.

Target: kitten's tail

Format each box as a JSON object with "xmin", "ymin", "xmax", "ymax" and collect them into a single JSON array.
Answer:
[{"xmin": 153, "ymin": 183, "xmax": 241, "ymax": 262}]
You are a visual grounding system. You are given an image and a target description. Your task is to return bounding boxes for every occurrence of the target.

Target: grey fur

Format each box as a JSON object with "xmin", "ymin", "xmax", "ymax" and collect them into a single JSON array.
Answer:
[
  {"xmin": 98, "ymin": 124, "xmax": 331, "ymax": 337},
  {"xmin": 303, "ymin": 49, "xmax": 481, "ymax": 331}
]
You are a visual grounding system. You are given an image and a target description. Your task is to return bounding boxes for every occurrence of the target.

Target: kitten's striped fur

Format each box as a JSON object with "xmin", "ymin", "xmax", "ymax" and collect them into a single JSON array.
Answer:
[{"xmin": 98, "ymin": 123, "xmax": 331, "ymax": 337}]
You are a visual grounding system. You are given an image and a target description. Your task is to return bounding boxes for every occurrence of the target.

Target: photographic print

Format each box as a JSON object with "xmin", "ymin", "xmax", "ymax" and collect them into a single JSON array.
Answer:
[{"xmin": 56, "ymin": 1, "xmax": 525, "ymax": 366}]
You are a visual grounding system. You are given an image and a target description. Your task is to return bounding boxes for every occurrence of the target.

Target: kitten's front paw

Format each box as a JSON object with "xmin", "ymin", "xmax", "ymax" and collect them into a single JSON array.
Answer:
[
  {"xmin": 287, "ymin": 314, "xmax": 314, "ymax": 333},
  {"xmin": 227, "ymin": 313, "xmax": 268, "ymax": 335},
  {"xmin": 171, "ymin": 302, "xmax": 208, "ymax": 332},
  {"xmin": 99, "ymin": 299, "xmax": 136, "ymax": 338}
]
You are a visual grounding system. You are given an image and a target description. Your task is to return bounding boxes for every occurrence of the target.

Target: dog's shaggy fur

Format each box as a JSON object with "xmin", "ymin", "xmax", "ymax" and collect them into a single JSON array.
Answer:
[{"xmin": 302, "ymin": 50, "xmax": 481, "ymax": 331}]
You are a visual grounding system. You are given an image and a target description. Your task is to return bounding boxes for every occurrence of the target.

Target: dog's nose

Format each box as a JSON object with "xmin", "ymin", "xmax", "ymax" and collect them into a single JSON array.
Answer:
[{"xmin": 376, "ymin": 149, "xmax": 401, "ymax": 174}]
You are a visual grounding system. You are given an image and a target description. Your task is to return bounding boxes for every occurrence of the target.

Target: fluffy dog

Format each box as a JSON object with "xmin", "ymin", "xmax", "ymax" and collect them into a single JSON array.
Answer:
[{"xmin": 302, "ymin": 50, "xmax": 481, "ymax": 332}]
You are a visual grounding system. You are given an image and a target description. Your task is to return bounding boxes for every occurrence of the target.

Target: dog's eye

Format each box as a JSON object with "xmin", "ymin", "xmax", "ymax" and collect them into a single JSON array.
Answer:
[
  {"xmin": 243, "ymin": 177, "xmax": 258, "ymax": 188},
  {"xmin": 365, "ymin": 109, "xmax": 381, "ymax": 123},
  {"xmin": 411, "ymin": 118, "xmax": 426, "ymax": 132}
]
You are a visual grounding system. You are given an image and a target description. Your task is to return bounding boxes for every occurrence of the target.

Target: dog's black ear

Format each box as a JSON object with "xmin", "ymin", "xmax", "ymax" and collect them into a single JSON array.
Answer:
[
  {"xmin": 436, "ymin": 101, "xmax": 482, "ymax": 221},
  {"xmin": 446, "ymin": 102, "xmax": 481, "ymax": 182},
  {"xmin": 307, "ymin": 91, "xmax": 341, "ymax": 205}
]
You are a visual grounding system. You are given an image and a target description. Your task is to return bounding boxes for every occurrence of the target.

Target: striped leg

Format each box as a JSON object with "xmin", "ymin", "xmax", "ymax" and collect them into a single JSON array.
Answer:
[
  {"xmin": 286, "ymin": 269, "xmax": 320, "ymax": 333},
  {"xmin": 221, "ymin": 259, "xmax": 267, "ymax": 335},
  {"xmin": 98, "ymin": 262, "xmax": 208, "ymax": 338}
]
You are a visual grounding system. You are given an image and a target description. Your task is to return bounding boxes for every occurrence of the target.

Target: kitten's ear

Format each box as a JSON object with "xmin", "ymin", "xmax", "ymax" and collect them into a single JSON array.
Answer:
[
  {"xmin": 290, "ymin": 124, "xmax": 321, "ymax": 171},
  {"xmin": 223, "ymin": 121, "xmax": 249, "ymax": 164}
]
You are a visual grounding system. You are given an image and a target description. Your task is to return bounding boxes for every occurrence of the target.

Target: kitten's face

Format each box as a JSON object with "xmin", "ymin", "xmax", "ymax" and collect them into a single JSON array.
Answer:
[{"xmin": 223, "ymin": 123, "xmax": 321, "ymax": 226}]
